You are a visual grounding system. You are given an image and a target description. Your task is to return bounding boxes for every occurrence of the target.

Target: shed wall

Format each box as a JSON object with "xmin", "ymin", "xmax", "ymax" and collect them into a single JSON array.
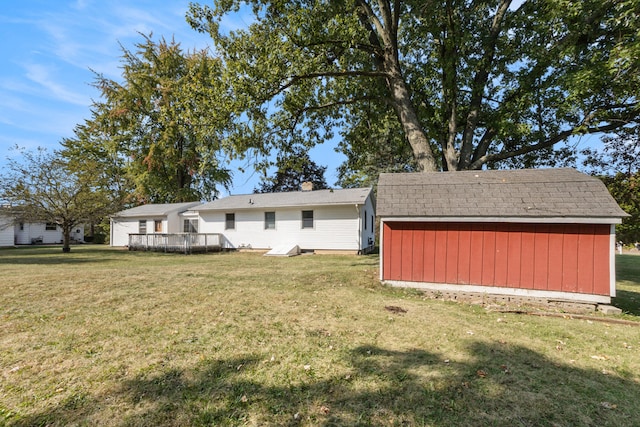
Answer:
[{"xmin": 382, "ymin": 222, "xmax": 611, "ymax": 296}]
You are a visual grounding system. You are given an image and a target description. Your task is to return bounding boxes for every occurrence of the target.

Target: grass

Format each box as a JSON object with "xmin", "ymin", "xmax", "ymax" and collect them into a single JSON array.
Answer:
[
  {"xmin": 613, "ymin": 254, "xmax": 640, "ymax": 316},
  {"xmin": 0, "ymin": 246, "xmax": 639, "ymax": 426}
]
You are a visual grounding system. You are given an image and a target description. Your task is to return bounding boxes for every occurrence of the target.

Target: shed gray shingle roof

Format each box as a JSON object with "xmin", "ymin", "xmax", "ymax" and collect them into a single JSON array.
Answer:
[
  {"xmin": 193, "ymin": 187, "xmax": 373, "ymax": 211},
  {"xmin": 377, "ymin": 168, "xmax": 628, "ymax": 219},
  {"xmin": 112, "ymin": 202, "xmax": 201, "ymax": 218}
]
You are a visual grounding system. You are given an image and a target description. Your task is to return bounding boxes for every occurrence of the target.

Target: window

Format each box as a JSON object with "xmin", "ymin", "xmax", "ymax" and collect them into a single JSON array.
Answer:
[
  {"xmin": 183, "ymin": 219, "xmax": 198, "ymax": 233},
  {"xmin": 225, "ymin": 213, "xmax": 235, "ymax": 230},
  {"xmin": 139, "ymin": 220, "xmax": 147, "ymax": 234},
  {"xmin": 264, "ymin": 212, "xmax": 276, "ymax": 230},
  {"xmin": 19, "ymin": 222, "xmax": 24, "ymax": 231},
  {"xmin": 302, "ymin": 210, "xmax": 314, "ymax": 229},
  {"xmin": 45, "ymin": 222, "xmax": 57, "ymax": 231},
  {"xmin": 154, "ymin": 220, "xmax": 162, "ymax": 232}
]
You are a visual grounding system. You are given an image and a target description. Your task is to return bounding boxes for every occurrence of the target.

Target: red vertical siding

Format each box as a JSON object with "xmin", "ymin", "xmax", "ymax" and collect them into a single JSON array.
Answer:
[
  {"xmin": 593, "ymin": 225, "xmax": 612, "ymax": 295},
  {"xmin": 401, "ymin": 227, "xmax": 414, "ymax": 281},
  {"xmin": 433, "ymin": 224, "xmax": 448, "ymax": 283},
  {"xmin": 383, "ymin": 222, "xmax": 392, "ymax": 280},
  {"xmin": 382, "ymin": 221, "xmax": 612, "ymax": 297},
  {"xmin": 562, "ymin": 227, "xmax": 580, "ymax": 293},
  {"xmin": 506, "ymin": 224, "xmax": 522, "ymax": 287},
  {"xmin": 445, "ymin": 226, "xmax": 460, "ymax": 284},
  {"xmin": 481, "ymin": 224, "xmax": 496, "ymax": 286},
  {"xmin": 423, "ymin": 225, "xmax": 437, "ymax": 283},
  {"xmin": 468, "ymin": 226, "xmax": 484, "ymax": 285},
  {"xmin": 520, "ymin": 226, "xmax": 536, "ymax": 289},
  {"xmin": 494, "ymin": 226, "xmax": 509, "ymax": 287},
  {"xmin": 547, "ymin": 228, "xmax": 564, "ymax": 291},
  {"xmin": 411, "ymin": 223, "xmax": 425, "ymax": 282},
  {"xmin": 577, "ymin": 225, "xmax": 595, "ymax": 294},
  {"xmin": 457, "ymin": 223, "xmax": 472, "ymax": 284},
  {"xmin": 533, "ymin": 225, "xmax": 550, "ymax": 290}
]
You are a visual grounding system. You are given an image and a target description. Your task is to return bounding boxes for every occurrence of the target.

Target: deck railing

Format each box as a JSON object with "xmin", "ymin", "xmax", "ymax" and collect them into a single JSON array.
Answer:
[{"xmin": 128, "ymin": 233, "xmax": 224, "ymax": 254}]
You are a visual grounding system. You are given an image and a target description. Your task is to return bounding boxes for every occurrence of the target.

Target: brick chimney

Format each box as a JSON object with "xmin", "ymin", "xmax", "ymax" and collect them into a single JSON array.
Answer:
[{"xmin": 301, "ymin": 181, "xmax": 313, "ymax": 191}]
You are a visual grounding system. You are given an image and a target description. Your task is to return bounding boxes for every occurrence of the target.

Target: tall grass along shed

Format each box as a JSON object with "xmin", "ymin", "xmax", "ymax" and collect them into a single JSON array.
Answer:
[{"xmin": 377, "ymin": 168, "xmax": 629, "ymax": 304}]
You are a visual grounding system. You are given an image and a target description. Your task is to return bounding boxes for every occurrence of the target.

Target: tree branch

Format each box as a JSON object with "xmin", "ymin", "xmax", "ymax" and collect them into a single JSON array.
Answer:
[
  {"xmin": 468, "ymin": 118, "xmax": 632, "ymax": 169},
  {"xmin": 459, "ymin": 0, "xmax": 511, "ymax": 170}
]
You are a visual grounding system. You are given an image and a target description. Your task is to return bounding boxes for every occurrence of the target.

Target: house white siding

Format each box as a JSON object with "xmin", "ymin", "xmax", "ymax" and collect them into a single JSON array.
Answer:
[
  {"xmin": 166, "ymin": 212, "xmax": 182, "ymax": 233},
  {"xmin": 199, "ymin": 204, "xmax": 367, "ymax": 251},
  {"xmin": 12, "ymin": 222, "xmax": 84, "ymax": 245},
  {"xmin": 109, "ymin": 202, "xmax": 202, "ymax": 247},
  {"xmin": 0, "ymin": 216, "xmax": 14, "ymax": 247},
  {"xmin": 109, "ymin": 191, "xmax": 375, "ymax": 253},
  {"xmin": 110, "ymin": 219, "xmax": 141, "ymax": 247}
]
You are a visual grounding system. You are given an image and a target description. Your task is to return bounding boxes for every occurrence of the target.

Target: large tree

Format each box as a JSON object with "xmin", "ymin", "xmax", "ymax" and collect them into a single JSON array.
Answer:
[
  {"xmin": 62, "ymin": 35, "xmax": 233, "ymax": 204},
  {"xmin": 0, "ymin": 148, "xmax": 113, "ymax": 252},
  {"xmin": 188, "ymin": 0, "xmax": 639, "ymax": 179},
  {"xmin": 254, "ymin": 148, "xmax": 329, "ymax": 193},
  {"xmin": 583, "ymin": 126, "xmax": 640, "ymax": 243}
]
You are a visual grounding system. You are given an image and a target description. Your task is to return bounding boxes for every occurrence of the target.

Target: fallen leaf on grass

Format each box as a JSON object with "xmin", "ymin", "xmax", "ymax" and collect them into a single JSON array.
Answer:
[
  {"xmin": 590, "ymin": 355, "xmax": 608, "ymax": 361},
  {"xmin": 319, "ymin": 405, "xmax": 330, "ymax": 415},
  {"xmin": 600, "ymin": 401, "xmax": 617, "ymax": 410},
  {"xmin": 476, "ymin": 370, "xmax": 487, "ymax": 378}
]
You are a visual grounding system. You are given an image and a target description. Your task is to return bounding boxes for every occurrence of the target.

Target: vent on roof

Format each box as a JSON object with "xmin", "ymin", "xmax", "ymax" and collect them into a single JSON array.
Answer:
[{"xmin": 301, "ymin": 182, "xmax": 313, "ymax": 191}]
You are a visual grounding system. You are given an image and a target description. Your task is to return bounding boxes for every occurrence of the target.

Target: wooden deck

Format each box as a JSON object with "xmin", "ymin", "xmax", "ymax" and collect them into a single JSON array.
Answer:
[{"xmin": 128, "ymin": 233, "xmax": 224, "ymax": 254}]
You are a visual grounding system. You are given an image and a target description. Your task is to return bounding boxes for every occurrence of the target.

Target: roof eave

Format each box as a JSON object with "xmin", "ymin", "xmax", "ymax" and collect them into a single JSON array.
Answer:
[{"xmin": 379, "ymin": 215, "xmax": 624, "ymax": 225}]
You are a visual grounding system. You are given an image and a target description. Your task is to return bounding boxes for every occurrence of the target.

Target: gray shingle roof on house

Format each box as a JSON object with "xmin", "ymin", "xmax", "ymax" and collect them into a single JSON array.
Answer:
[
  {"xmin": 111, "ymin": 202, "xmax": 201, "ymax": 218},
  {"xmin": 193, "ymin": 187, "xmax": 373, "ymax": 211},
  {"xmin": 377, "ymin": 168, "xmax": 628, "ymax": 219}
]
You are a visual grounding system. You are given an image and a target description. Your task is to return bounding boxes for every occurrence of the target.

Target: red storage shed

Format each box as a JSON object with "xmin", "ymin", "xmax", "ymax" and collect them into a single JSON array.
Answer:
[{"xmin": 377, "ymin": 168, "xmax": 629, "ymax": 305}]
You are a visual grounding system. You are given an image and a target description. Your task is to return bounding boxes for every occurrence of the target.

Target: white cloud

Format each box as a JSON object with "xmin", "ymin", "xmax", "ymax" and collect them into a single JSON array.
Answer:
[{"xmin": 24, "ymin": 63, "xmax": 90, "ymax": 106}]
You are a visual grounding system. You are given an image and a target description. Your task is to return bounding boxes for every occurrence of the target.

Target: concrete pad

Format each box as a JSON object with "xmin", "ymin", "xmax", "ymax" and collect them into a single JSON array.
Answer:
[{"xmin": 597, "ymin": 305, "xmax": 623, "ymax": 315}]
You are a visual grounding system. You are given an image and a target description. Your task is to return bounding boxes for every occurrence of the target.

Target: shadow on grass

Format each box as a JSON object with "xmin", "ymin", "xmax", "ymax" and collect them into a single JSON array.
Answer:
[
  {"xmin": 10, "ymin": 342, "xmax": 640, "ymax": 426},
  {"xmin": 0, "ymin": 246, "xmax": 118, "ymax": 265},
  {"xmin": 615, "ymin": 254, "xmax": 640, "ymax": 316},
  {"xmin": 613, "ymin": 290, "xmax": 640, "ymax": 316}
]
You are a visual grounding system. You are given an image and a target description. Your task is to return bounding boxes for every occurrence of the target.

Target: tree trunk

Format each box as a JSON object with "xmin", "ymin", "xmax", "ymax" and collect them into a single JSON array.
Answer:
[
  {"xmin": 386, "ymin": 71, "xmax": 438, "ymax": 172},
  {"xmin": 62, "ymin": 223, "xmax": 71, "ymax": 253}
]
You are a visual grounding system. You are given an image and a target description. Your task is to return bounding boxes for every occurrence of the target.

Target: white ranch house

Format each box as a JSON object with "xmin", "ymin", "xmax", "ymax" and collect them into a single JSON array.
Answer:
[
  {"xmin": 110, "ymin": 187, "xmax": 376, "ymax": 255},
  {"xmin": 14, "ymin": 221, "xmax": 84, "ymax": 245},
  {"xmin": 0, "ymin": 212, "xmax": 85, "ymax": 247},
  {"xmin": 109, "ymin": 202, "xmax": 201, "ymax": 247}
]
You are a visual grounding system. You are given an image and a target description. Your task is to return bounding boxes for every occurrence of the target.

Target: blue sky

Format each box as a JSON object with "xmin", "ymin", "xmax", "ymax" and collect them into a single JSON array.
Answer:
[{"xmin": 0, "ymin": 0, "xmax": 345, "ymax": 195}]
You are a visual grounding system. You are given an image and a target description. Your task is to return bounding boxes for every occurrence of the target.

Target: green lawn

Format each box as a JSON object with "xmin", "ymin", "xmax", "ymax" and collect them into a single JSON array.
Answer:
[
  {"xmin": 1, "ymin": 246, "xmax": 639, "ymax": 426},
  {"xmin": 614, "ymin": 254, "xmax": 640, "ymax": 316}
]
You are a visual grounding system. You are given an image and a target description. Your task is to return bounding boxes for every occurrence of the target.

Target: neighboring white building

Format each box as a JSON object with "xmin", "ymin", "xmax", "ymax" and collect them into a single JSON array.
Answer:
[
  {"xmin": 192, "ymin": 187, "xmax": 376, "ymax": 254},
  {"xmin": 14, "ymin": 221, "xmax": 85, "ymax": 245},
  {"xmin": 109, "ymin": 188, "xmax": 376, "ymax": 254},
  {"xmin": 0, "ymin": 215, "xmax": 14, "ymax": 247},
  {"xmin": 109, "ymin": 202, "xmax": 202, "ymax": 247}
]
